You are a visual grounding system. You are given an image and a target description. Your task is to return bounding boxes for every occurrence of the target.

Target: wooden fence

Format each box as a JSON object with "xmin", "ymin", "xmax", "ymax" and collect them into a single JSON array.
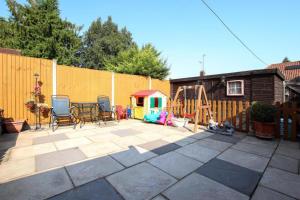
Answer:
[
  {"xmin": 169, "ymin": 99, "xmax": 251, "ymax": 132},
  {"xmin": 0, "ymin": 53, "xmax": 170, "ymax": 124}
]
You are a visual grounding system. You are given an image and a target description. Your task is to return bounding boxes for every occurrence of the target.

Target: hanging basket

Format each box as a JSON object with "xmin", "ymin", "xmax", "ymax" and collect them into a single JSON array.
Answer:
[{"xmin": 171, "ymin": 118, "xmax": 189, "ymax": 127}]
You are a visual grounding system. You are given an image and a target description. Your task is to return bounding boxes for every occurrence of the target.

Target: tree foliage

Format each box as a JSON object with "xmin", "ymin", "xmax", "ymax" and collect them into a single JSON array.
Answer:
[
  {"xmin": 282, "ymin": 57, "xmax": 290, "ymax": 63},
  {"xmin": 2, "ymin": 0, "xmax": 81, "ymax": 65},
  {"xmin": 106, "ymin": 44, "xmax": 169, "ymax": 79},
  {"xmin": 80, "ymin": 17, "xmax": 136, "ymax": 69}
]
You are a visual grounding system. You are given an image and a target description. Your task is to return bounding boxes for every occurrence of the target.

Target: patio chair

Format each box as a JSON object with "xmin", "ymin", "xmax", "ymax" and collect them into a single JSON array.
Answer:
[
  {"xmin": 116, "ymin": 105, "xmax": 128, "ymax": 121},
  {"xmin": 49, "ymin": 95, "xmax": 76, "ymax": 131},
  {"xmin": 97, "ymin": 95, "xmax": 115, "ymax": 124}
]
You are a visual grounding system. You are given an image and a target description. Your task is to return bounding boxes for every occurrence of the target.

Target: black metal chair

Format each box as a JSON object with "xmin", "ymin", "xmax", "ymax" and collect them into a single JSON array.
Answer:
[
  {"xmin": 97, "ymin": 95, "xmax": 115, "ymax": 124},
  {"xmin": 49, "ymin": 95, "xmax": 76, "ymax": 131}
]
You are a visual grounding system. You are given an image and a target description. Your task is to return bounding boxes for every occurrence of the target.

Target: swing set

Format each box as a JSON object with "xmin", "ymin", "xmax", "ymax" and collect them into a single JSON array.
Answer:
[{"xmin": 165, "ymin": 84, "xmax": 213, "ymax": 133}]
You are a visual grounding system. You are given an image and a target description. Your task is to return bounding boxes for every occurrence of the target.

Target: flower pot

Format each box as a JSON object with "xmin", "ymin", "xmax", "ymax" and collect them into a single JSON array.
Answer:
[
  {"xmin": 3, "ymin": 120, "xmax": 24, "ymax": 133},
  {"xmin": 253, "ymin": 121, "xmax": 275, "ymax": 139}
]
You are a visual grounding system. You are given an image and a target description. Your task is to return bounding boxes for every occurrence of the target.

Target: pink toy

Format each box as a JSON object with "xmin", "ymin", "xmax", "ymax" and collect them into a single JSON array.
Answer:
[{"xmin": 157, "ymin": 111, "xmax": 173, "ymax": 125}]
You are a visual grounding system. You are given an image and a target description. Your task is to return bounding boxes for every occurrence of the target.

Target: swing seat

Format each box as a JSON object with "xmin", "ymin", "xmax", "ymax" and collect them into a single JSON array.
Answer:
[
  {"xmin": 172, "ymin": 117, "xmax": 189, "ymax": 127},
  {"xmin": 182, "ymin": 113, "xmax": 195, "ymax": 119}
]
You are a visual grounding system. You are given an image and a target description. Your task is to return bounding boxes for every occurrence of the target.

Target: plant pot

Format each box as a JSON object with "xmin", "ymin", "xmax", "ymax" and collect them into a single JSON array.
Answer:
[
  {"xmin": 3, "ymin": 120, "xmax": 24, "ymax": 133},
  {"xmin": 253, "ymin": 121, "xmax": 275, "ymax": 139},
  {"xmin": 40, "ymin": 107, "xmax": 50, "ymax": 118}
]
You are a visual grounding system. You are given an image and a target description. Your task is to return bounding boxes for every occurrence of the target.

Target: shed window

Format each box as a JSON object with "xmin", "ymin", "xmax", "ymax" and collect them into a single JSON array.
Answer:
[{"xmin": 227, "ymin": 80, "xmax": 244, "ymax": 96}]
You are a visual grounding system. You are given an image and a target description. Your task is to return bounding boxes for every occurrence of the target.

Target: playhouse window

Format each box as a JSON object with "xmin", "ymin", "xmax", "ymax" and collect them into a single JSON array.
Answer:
[
  {"xmin": 150, "ymin": 97, "xmax": 162, "ymax": 108},
  {"xmin": 137, "ymin": 97, "xmax": 144, "ymax": 106},
  {"xmin": 154, "ymin": 98, "xmax": 159, "ymax": 107},
  {"xmin": 227, "ymin": 80, "xmax": 244, "ymax": 96}
]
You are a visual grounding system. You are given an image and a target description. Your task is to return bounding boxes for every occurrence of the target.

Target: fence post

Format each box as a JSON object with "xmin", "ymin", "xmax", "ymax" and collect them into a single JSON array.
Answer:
[
  {"xmin": 112, "ymin": 72, "xmax": 115, "ymax": 106},
  {"xmin": 52, "ymin": 59, "xmax": 57, "ymax": 95}
]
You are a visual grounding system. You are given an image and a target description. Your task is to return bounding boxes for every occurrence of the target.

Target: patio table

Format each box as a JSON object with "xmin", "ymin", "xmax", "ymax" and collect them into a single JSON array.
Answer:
[{"xmin": 71, "ymin": 102, "xmax": 98, "ymax": 127}]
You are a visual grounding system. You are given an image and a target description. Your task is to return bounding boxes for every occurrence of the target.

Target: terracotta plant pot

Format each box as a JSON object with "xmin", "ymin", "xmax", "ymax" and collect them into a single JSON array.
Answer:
[
  {"xmin": 253, "ymin": 121, "xmax": 275, "ymax": 139},
  {"xmin": 3, "ymin": 120, "xmax": 24, "ymax": 133}
]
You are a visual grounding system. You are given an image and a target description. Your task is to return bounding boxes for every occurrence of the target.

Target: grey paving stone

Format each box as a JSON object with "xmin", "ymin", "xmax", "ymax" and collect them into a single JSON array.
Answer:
[
  {"xmin": 174, "ymin": 137, "xmax": 197, "ymax": 146},
  {"xmin": 152, "ymin": 195, "xmax": 168, "ymax": 200},
  {"xmin": 0, "ymin": 168, "xmax": 73, "ymax": 200},
  {"xmin": 208, "ymin": 134, "xmax": 241, "ymax": 144},
  {"xmin": 260, "ymin": 167, "xmax": 300, "ymax": 199},
  {"xmin": 107, "ymin": 162, "xmax": 177, "ymax": 200},
  {"xmin": 36, "ymin": 148, "xmax": 86, "ymax": 171},
  {"xmin": 252, "ymin": 186, "xmax": 296, "ymax": 200},
  {"xmin": 66, "ymin": 156, "xmax": 124, "ymax": 186},
  {"xmin": 139, "ymin": 139, "xmax": 181, "ymax": 155},
  {"xmin": 195, "ymin": 138, "xmax": 232, "ymax": 151},
  {"xmin": 269, "ymin": 154, "xmax": 299, "ymax": 174},
  {"xmin": 276, "ymin": 146, "xmax": 300, "ymax": 159},
  {"xmin": 176, "ymin": 143, "xmax": 220, "ymax": 163},
  {"xmin": 111, "ymin": 146, "xmax": 157, "ymax": 167},
  {"xmin": 195, "ymin": 158, "xmax": 261, "ymax": 196},
  {"xmin": 190, "ymin": 131, "xmax": 213, "ymax": 140},
  {"xmin": 111, "ymin": 128, "xmax": 142, "ymax": 137},
  {"xmin": 240, "ymin": 136, "xmax": 278, "ymax": 149},
  {"xmin": 232, "ymin": 142, "xmax": 275, "ymax": 158},
  {"xmin": 148, "ymin": 151, "xmax": 203, "ymax": 179},
  {"xmin": 163, "ymin": 173, "xmax": 249, "ymax": 200},
  {"xmin": 278, "ymin": 140, "xmax": 300, "ymax": 149},
  {"xmin": 49, "ymin": 178, "xmax": 123, "ymax": 200},
  {"xmin": 33, "ymin": 133, "xmax": 68, "ymax": 145},
  {"xmin": 217, "ymin": 149, "xmax": 269, "ymax": 172}
]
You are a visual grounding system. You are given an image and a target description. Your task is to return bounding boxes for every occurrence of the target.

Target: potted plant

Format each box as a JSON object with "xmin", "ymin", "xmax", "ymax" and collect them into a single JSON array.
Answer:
[
  {"xmin": 251, "ymin": 102, "xmax": 277, "ymax": 139},
  {"xmin": 25, "ymin": 99, "xmax": 35, "ymax": 111},
  {"xmin": 39, "ymin": 103, "xmax": 50, "ymax": 117}
]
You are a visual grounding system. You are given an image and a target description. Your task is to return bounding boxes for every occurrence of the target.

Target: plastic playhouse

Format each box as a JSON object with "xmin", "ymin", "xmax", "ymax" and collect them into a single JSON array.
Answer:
[{"xmin": 131, "ymin": 90, "xmax": 167, "ymax": 120}]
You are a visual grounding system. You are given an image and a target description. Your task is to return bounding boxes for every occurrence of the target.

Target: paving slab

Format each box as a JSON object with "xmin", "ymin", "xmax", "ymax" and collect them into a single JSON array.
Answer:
[
  {"xmin": 66, "ymin": 156, "xmax": 124, "ymax": 186},
  {"xmin": 111, "ymin": 128, "xmax": 142, "ymax": 137},
  {"xmin": 112, "ymin": 136, "xmax": 146, "ymax": 148},
  {"xmin": 79, "ymin": 142, "xmax": 123, "ymax": 158},
  {"xmin": 176, "ymin": 143, "xmax": 220, "ymax": 163},
  {"xmin": 152, "ymin": 195, "xmax": 168, "ymax": 200},
  {"xmin": 148, "ymin": 151, "xmax": 202, "ymax": 179},
  {"xmin": 10, "ymin": 143, "xmax": 57, "ymax": 161},
  {"xmin": 33, "ymin": 133, "xmax": 68, "ymax": 145},
  {"xmin": 107, "ymin": 162, "xmax": 177, "ymax": 200},
  {"xmin": 139, "ymin": 139, "xmax": 181, "ymax": 155},
  {"xmin": 208, "ymin": 134, "xmax": 241, "ymax": 144},
  {"xmin": 276, "ymin": 146, "xmax": 300, "ymax": 159},
  {"xmin": 36, "ymin": 148, "xmax": 86, "ymax": 171},
  {"xmin": 195, "ymin": 158, "xmax": 261, "ymax": 196},
  {"xmin": 240, "ymin": 136, "xmax": 278, "ymax": 149},
  {"xmin": 260, "ymin": 167, "xmax": 300, "ymax": 199},
  {"xmin": 0, "ymin": 168, "xmax": 73, "ymax": 200},
  {"xmin": 136, "ymin": 133, "xmax": 165, "ymax": 141},
  {"xmin": 163, "ymin": 173, "xmax": 249, "ymax": 200},
  {"xmin": 49, "ymin": 178, "xmax": 123, "ymax": 200},
  {"xmin": 0, "ymin": 157, "xmax": 35, "ymax": 183},
  {"xmin": 269, "ymin": 154, "xmax": 299, "ymax": 174},
  {"xmin": 54, "ymin": 137, "xmax": 92, "ymax": 150},
  {"xmin": 86, "ymin": 133, "xmax": 119, "ymax": 143},
  {"xmin": 232, "ymin": 141, "xmax": 275, "ymax": 158},
  {"xmin": 0, "ymin": 140, "xmax": 17, "ymax": 150},
  {"xmin": 251, "ymin": 186, "xmax": 296, "ymax": 200},
  {"xmin": 217, "ymin": 148, "xmax": 269, "ymax": 172},
  {"xmin": 278, "ymin": 140, "xmax": 300, "ymax": 149},
  {"xmin": 195, "ymin": 138, "xmax": 232, "ymax": 151},
  {"xmin": 190, "ymin": 131, "xmax": 213, "ymax": 140},
  {"xmin": 111, "ymin": 146, "xmax": 157, "ymax": 167}
]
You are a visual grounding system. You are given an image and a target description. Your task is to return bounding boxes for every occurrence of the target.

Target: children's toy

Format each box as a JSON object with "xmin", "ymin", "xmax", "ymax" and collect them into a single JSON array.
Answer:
[
  {"xmin": 157, "ymin": 111, "xmax": 173, "ymax": 125},
  {"xmin": 131, "ymin": 90, "xmax": 167, "ymax": 120},
  {"xmin": 165, "ymin": 84, "xmax": 212, "ymax": 132},
  {"xmin": 126, "ymin": 105, "xmax": 132, "ymax": 118},
  {"xmin": 208, "ymin": 119, "xmax": 234, "ymax": 136},
  {"xmin": 144, "ymin": 112, "xmax": 160, "ymax": 123}
]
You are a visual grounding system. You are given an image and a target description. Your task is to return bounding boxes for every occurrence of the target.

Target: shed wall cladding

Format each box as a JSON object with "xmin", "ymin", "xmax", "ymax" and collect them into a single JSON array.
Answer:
[{"xmin": 171, "ymin": 73, "xmax": 282, "ymax": 104}]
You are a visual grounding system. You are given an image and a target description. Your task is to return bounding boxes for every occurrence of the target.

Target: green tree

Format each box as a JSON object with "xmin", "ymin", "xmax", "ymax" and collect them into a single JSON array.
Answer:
[
  {"xmin": 2, "ymin": 0, "xmax": 81, "ymax": 65},
  {"xmin": 80, "ymin": 17, "xmax": 136, "ymax": 69},
  {"xmin": 106, "ymin": 44, "xmax": 170, "ymax": 79},
  {"xmin": 282, "ymin": 57, "xmax": 290, "ymax": 63}
]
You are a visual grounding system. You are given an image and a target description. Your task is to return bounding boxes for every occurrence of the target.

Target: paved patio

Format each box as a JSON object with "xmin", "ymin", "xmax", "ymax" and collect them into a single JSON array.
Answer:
[{"xmin": 0, "ymin": 119, "xmax": 299, "ymax": 200}]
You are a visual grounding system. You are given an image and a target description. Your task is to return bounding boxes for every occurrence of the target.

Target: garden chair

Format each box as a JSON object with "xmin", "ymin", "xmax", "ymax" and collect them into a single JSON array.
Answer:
[
  {"xmin": 49, "ymin": 95, "xmax": 76, "ymax": 131},
  {"xmin": 97, "ymin": 95, "xmax": 115, "ymax": 124},
  {"xmin": 116, "ymin": 105, "xmax": 128, "ymax": 121}
]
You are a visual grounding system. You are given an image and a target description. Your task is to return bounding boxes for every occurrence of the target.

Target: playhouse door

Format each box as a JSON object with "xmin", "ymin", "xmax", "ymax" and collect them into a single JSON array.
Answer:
[{"xmin": 134, "ymin": 107, "xmax": 144, "ymax": 119}]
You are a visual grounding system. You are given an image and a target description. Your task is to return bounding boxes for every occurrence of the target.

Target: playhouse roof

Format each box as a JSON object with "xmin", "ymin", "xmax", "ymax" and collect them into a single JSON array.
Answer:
[{"xmin": 131, "ymin": 90, "xmax": 163, "ymax": 97}]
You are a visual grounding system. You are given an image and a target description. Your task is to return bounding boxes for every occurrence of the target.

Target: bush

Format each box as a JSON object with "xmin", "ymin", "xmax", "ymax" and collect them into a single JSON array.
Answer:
[{"xmin": 251, "ymin": 102, "xmax": 276, "ymax": 123}]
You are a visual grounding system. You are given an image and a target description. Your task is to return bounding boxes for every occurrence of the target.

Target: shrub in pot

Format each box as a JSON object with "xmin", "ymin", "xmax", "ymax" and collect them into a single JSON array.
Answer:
[
  {"xmin": 251, "ymin": 102, "xmax": 276, "ymax": 139},
  {"xmin": 25, "ymin": 99, "xmax": 35, "ymax": 111}
]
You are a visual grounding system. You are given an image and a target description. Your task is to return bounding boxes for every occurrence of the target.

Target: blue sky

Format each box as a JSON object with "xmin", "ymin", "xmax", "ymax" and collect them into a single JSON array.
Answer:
[{"xmin": 1, "ymin": 0, "xmax": 299, "ymax": 78}]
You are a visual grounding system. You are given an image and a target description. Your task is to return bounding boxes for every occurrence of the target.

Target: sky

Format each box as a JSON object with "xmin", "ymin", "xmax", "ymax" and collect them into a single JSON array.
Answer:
[{"xmin": 1, "ymin": 0, "xmax": 299, "ymax": 79}]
